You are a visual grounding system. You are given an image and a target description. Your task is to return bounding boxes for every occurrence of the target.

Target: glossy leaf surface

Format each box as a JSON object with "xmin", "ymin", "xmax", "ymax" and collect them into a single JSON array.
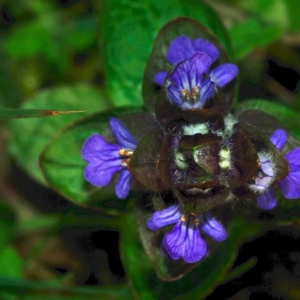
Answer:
[{"xmin": 9, "ymin": 85, "xmax": 112, "ymax": 186}]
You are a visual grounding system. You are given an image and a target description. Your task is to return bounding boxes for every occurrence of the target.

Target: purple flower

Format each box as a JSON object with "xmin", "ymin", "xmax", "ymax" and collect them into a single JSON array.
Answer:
[
  {"xmin": 248, "ymin": 152, "xmax": 276, "ymax": 197},
  {"xmin": 257, "ymin": 129, "xmax": 300, "ymax": 210},
  {"xmin": 147, "ymin": 204, "xmax": 227, "ymax": 263},
  {"xmin": 154, "ymin": 36, "xmax": 238, "ymax": 109},
  {"xmin": 165, "ymin": 52, "xmax": 213, "ymax": 110},
  {"xmin": 82, "ymin": 118, "xmax": 137, "ymax": 199}
]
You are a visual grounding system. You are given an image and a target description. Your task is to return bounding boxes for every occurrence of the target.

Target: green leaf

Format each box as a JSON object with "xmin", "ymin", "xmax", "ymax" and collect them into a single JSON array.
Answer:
[
  {"xmin": 120, "ymin": 211, "xmax": 261, "ymax": 299},
  {"xmin": 284, "ymin": 0, "xmax": 300, "ymax": 32},
  {"xmin": 255, "ymin": 0, "xmax": 288, "ymax": 29},
  {"xmin": 0, "ymin": 247, "xmax": 23, "ymax": 279},
  {"xmin": 5, "ymin": 14, "xmax": 97, "ymax": 59},
  {"xmin": 102, "ymin": 0, "xmax": 231, "ymax": 107},
  {"xmin": 17, "ymin": 214, "xmax": 61, "ymax": 234},
  {"xmin": 229, "ymin": 18, "xmax": 283, "ymax": 61},
  {"xmin": 40, "ymin": 107, "xmax": 144, "ymax": 211},
  {"xmin": 9, "ymin": 84, "xmax": 112, "ymax": 186},
  {"xmin": 0, "ymin": 42, "xmax": 23, "ymax": 107},
  {"xmin": 4, "ymin": 10, "xmax": 98, "ymax": 79},
  {"xmin": 0, "ymin": 202, "xmax": 15, "ymax": 249},
  {"xmin": 234, "ymin": 99, "xmax": 300, "ymax": 140},
  {"xmin": 63, "ymin": 16, "xmax": 98, "ymax": 51},
  {"xmin": 5, "ymin": 19, "xmax": 49, "ymax": 58}
]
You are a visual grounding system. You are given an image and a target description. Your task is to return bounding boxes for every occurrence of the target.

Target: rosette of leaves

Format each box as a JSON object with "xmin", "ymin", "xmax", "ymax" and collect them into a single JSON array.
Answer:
[
  {"xmin": 40, "ymin": 16, "xmax": 300, "ymax": 299},
  {"xmin": 125, "ymin": 19, "xmax": 290, "ymax": 275}
]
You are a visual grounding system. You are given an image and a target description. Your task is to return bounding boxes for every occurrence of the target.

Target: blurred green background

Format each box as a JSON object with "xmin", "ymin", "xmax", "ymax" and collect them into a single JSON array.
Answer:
[{"xmin": 1, "ymin": 0, "xmax": 300, "ymax": 299}]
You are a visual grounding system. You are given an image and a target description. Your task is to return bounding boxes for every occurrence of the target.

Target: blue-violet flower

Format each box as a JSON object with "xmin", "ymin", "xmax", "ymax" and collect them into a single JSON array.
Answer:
[
  {"xmin": 154, "ymin": 36, "xmax": 238, "ymax": 109},
  {"xmin": 82, "ymin": 118, "xmax": 137, "ymax": 199},
  {"xmin": 247, "ymin": 151, "xmax": 276, "ymax": 199},
  {"xmin": 147, "ymin": 204, "xmax": 227, "ymax": 263},
  {"xmin": 256, "ymin": 129, "xmax": 300, "ymax": 210}
]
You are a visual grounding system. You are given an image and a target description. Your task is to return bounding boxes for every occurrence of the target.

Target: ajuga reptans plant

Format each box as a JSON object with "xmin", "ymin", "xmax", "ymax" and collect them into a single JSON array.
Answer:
[{"xmin": 82, "ymin": 18, "xmax": 300, "ymax": 272}]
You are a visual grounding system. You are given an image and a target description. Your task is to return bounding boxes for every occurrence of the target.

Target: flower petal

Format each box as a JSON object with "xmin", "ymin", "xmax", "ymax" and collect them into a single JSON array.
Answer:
[
  {"xmin": 199, "ymin": 78, "xmax": 216, "ymax": 104},
  {"xmin": 84, "ymin": 160, "xmax": 122, "ymax": 187},
  {"xmin": 82, "ymin": 134, "xmax": 123, "ymax": 187},
  {"xmin": 147, "ymin": 204, "xmax": 182, "ymax": 230},
  {"xmin": 180, "ymin": 102, "xmax": 194, "ymax": 110},
  {"xmin": 278, "ymin": 148, "xmax": 300, "ymax": 199},
  {"xmin": 193, "ymin": 38, "xmax": 219, "ymax": 63},
  {"xmin": 170, "ymin": 52, "xmax": 211, "ymax": 89},
  {"xmin": 109, "ymin": 118, "xmax": 137, "ymax": 149},
  {"xmin": 115, "ymin": 169, "xmax": 132, "ymax": 199},
  {"xmin": 209, "ymin": 63, "xmax": 238, "ymax": 87},
  {"xmin": 199, "ymin": 212, "xmax": 227, "ymax": 242},
  {"xmin": 260, "ymin": 158, "xmax": 274, "ymax": 177},
  {"xmin": 257, "ymin": 189, "xmax": 277, "ymax": 210},
  {"xmin": 164, "ymin": 220, "xmax": 207, "ymax": 263},
  {"xmin": 166, "ymin": 36, "xmax": 195, "ymax": 64},
  {"xmin": 167, "ymin": 52, "xmax": 211, "ymax": 107},
  {"xmin": 253, "ymin": 174, "xmax": 273, "ymax": 191},
  {"xmin": 82, "ymin": 134, "xmax": 120, "ymax": 162},
  {"xmin": 270, "ymin": 129, "xmax": 287, "ymax": 151},
  {"xmin": 153, "ymin": 72, "xmax": 168, "ymax": 85}
]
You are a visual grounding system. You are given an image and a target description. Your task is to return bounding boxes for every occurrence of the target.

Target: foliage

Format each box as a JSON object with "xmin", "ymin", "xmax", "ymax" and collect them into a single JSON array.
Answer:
[{"xmin": 1, "ymin": 0, "xmax": 300, "ymax": 299}]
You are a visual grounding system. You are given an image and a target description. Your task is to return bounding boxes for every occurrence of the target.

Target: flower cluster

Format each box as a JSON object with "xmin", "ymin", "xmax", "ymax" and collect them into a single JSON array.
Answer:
[
  {"xmin": 154, "ymin": 36, "xmax": 238, "ymax": 110},
  {"xmin": 257, "ymin": 129, "xmax": 300, "ymax": 209},
  {"xmin": 82, "ymin": 32, "xmax": 300, "ymax": 265},
  {"xmin": 147, "ymin": 204, "xmax": 227, "ymax": 263}
]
